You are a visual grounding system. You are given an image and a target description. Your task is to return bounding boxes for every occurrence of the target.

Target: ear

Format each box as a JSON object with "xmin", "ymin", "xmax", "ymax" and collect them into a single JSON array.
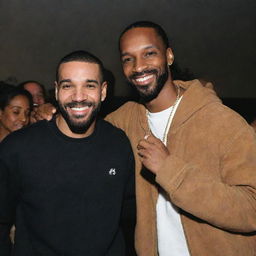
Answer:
[
  {"xmin": 0, "ymin": 109, "xmax": 2, "ymax": 120},
  {"xmin": 100, "ymin": 81, "xmax": 108, "ymax": 102},
  {"xmin": 54, "ymin": 81, "xmax": 59, "ymax": 101},
  {"xmin": 166, "ymin": 48, "xmax": 174, "ymax": 66}
]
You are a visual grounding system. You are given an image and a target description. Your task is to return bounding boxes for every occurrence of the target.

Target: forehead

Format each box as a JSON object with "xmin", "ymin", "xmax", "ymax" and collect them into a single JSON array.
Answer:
[
  {"xmin": 120, "ymin": 27, "xmax": 165, "ymax": 54},
  {"xmin": 24, "ymin": 82, "xmax": 42, "ymax": 92},
  {"xmin": 8, "ymin": 95, "xmax": 29, "ymax": 108},
  {"xmin": 58, "ymin": 61, "xmax": 101, "ymax": 80}
]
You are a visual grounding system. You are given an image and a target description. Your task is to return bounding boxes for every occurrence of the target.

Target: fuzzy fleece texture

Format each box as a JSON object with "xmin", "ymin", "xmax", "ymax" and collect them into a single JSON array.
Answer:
[{"xmin": 106, "ymin": 79, "xmax": 256, "ymax": 256}]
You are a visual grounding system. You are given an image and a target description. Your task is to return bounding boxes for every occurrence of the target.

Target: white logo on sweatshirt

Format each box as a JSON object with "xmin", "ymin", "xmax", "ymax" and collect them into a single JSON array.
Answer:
[{"xmin": 109, "ymin": 168, "xmax": 116, "ymax": 175}]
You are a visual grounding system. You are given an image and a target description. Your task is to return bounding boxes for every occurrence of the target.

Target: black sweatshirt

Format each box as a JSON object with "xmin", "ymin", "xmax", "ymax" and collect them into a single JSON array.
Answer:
[{"xmin": 0, "ymin": 118, "xmax": 135, "ymax": 256}]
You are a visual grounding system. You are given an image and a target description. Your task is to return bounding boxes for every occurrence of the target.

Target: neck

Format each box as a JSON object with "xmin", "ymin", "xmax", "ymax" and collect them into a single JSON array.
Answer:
[
  {"xmin": 56, "ymin": 114, "xmax": 95, "ymax": 139},
  {"xmin": 145, "ymin": 81, "xmax": 178, "ymax": 113}
]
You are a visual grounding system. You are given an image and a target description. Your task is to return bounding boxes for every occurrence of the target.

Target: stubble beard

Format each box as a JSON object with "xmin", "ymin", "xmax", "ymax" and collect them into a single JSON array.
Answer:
[
  {"xmin": 58, "ymin": 100, "xmax": 101, "ymax": 134},
  {"xmin": 127, "ymin": 65, "xmax": 169, "ymax": 103}
]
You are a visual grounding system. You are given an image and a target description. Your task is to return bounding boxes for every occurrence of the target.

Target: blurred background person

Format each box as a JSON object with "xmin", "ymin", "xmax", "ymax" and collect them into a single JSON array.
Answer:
[
  {"xmin": 0, "ymin": 82, "xmax": 33, "ymax": 244},
  {"xmin": 18, "ymin": 80, "xmax": 46, "ymax": 106},
  {"xmin": 17, "ymin": 80, "xmax": 46, "ymax": 123},
  {"xmin": 0, "ymin": 82, "xmax": 33, "ymax": 142}
]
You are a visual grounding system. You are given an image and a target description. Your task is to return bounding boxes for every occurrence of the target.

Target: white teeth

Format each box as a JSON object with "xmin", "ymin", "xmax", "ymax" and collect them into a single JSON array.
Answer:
[
  {"xmin": 15, "ymin": 124, "xmax": 23, "ymax": 129},
  {"xmin": 71, "ymin": 106, "xmax": 88, "ymax": 111},
  {"xmin": 135, "ymin": 74, "xmax": 154, "ymax": 82}
]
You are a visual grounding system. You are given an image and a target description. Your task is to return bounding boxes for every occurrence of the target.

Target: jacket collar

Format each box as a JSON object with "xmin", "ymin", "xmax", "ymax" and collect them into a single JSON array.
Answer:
[{"xmin": 138, "ymin": 79, "xmax": 221, "ymax": 136}]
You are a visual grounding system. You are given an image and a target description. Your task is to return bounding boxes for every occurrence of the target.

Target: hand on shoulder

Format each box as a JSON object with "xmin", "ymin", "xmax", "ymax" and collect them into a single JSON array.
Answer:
[{"xmin": 31, "ymin": 103, "xmax": 56, "ymax": 123}]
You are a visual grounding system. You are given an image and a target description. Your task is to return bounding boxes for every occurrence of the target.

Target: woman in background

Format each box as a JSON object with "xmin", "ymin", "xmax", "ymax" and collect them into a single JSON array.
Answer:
[
  {"xmin": 0, "ymin": 82, "xmax": 33, "ymax": 245},
  {"xmin": 0, "ymin": 83, "xmax": 33, "ymax": 142}
]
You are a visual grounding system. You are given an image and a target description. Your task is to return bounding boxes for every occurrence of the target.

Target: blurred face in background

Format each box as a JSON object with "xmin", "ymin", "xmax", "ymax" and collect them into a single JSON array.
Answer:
[
  {"xmin": 24, "ymin": 82, "xmax": 45, "ymax": 106},
  {"xmin": 0, "ymin": 95, "xmax": 30, "ymax": 137}
]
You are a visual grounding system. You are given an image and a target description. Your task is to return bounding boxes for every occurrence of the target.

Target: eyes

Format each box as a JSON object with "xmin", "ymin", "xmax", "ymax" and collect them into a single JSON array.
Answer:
[
  {"xmin": 122, "ymin": 50, "xmax": 158, "ymax": 64},
  {"xmin": 13, "ymin": 110, "xmax": 20, "ymax": 115},
  {"xmin": 60, "ymin": 84, "xmax": 71, "ymax": 89},
  {"xmin": 145, "ymin": 51, "xmax": 157, "ymax": 57},
  {"xmin": 60, "ymin": 83, "xmax": 97, "ymax": 90},
  {"xmin": 11, "ymin": 108, "xmax": 30, "ymax": 117},
  {"xmin": 122, "ymin": 57, "xmax": 132, "ymax": 64}
]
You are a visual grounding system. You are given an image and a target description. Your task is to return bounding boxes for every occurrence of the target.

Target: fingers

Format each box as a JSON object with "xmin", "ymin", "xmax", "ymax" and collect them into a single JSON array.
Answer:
[
  {"xmin": 137, "ymin": 134, "xmax": 169, "ymax": 159},
  {"xmin": 138, "ymin": 135, "xmax": 163, "ymax": 151},
  {"xmin": 33, "ymin": 103, "xmax": 57, "ymax": 121},
  {"xmin": 138, "ymin": 148, "xmax": 150, "ymax": 159},
  {"xmin": 137, "ymin": 138, "xmax": 156, "ymax": 159}
]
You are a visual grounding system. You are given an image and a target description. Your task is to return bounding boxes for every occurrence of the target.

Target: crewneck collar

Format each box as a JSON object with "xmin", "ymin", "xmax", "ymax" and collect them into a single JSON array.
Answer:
[{"xmin": 48, "ymin": 116, "xmax": 100, "ymax": 143}]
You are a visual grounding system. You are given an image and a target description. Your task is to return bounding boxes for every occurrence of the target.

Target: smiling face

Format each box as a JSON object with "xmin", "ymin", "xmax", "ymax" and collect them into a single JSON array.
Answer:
[
  {"xmin": 120, "ymin": 27, "xmax": 174, "ymax": 102},
  {"xmin": 0, "ymin": 95, "xmax": 30, "ymax": 139},
  {"xmin": 55, "ymin": 61, "xmax": 107, "ymax": 137}
]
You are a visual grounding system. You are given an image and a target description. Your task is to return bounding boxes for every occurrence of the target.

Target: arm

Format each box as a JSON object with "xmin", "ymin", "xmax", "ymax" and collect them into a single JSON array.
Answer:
[
  {"xmin": 139, "ymin": 127, "xmax": 256, "ymax": 233},
  {"xmin": 0, "ymin": 142, "xmax": 21, "ymax": 255},
  {"xmin": 0, "ymin": 160, "xmax": 18, "ymax": 255},
  {"xmin": 121, "ymin": 150, "xmax": 136, "ymax": 221},
  {"xmin": 120, "ymin": 150, "xmax": 136, "ymax": 255}
]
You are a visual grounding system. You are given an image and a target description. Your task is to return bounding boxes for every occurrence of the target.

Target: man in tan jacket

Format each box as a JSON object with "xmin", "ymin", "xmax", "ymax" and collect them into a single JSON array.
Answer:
[
  {"xmin": 106, "ymin": 21, "xmax": 256, "ymax": 255},
  {"xmin": 35, "ymin": 21, "xmax": 256, "ymax": 255}
]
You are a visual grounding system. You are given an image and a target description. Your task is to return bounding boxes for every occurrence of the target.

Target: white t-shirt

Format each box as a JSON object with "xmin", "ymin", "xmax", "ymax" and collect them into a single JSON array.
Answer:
[{"xmin": 147, "ymin": 97, "xmax": 190, "ymax": 256}]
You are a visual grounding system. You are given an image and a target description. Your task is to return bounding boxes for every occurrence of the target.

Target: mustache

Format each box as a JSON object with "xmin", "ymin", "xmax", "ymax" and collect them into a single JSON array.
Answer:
[
  {"xmin": 64, "ymin": 101, "xmax": 95, "ymax": 108},
  {"xmin": 129, "ymin": 69, "xmax": 158, "ymax": 80}
]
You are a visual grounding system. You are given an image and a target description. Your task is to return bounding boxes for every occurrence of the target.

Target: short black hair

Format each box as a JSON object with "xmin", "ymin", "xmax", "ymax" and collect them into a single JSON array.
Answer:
[
  {"xmin": 56, "ymin": 50, "xmax": 105, "ymax": 82},
  {"xmin": 0, "ymin": 83, "xmax": 33, "ymax": 111},
  {"xmin": 119, "ymin": 21, "xmax": 170, "ymax": 49}
]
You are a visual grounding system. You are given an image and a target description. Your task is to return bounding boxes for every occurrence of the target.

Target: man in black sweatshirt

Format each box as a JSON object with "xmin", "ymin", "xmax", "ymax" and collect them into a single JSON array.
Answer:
[{"xmin": 0, "ymin": 50, "xmax": 135, "ymax": 256}]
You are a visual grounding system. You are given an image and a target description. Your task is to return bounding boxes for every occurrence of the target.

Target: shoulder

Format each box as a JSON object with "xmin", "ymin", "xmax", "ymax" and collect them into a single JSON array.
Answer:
[
  {"xmin": 97, "ymin": 119, "xmax": 133, "ymax": 151},
  {"xmin": 0, "ymin": 120, "xmax": 49, "ymax": 150},
  {"xmin": 105, "ymin": 101, "xmax": 143, "ymax": 129},
  {"xmin": 97, "ymin": 119, "xmax": 134, "ymax": 165},
  {"xmin": 105, "ymin": 101, "xmax": 140, "ymax": 121},
  {"xmin": 203, "ymin": 102, "xmax": 249, "ymax": 128},
  {"xmin": 13, "ymin": 120, "xmax": 47, "ymax": 137},
  {"xmin": 98, "ymin": 119, "xmax": 130, "ymax": 140},
  {"xmin": 195, "ymin": 101, "xmax": 254, "ymax": 149}
]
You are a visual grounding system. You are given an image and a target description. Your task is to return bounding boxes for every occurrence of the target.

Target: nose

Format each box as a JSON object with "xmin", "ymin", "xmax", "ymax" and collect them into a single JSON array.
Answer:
[
  {"xmin": 19, "ymin": 112, "xmax": 28, "ymax": 125},
  {"xmin": 133, "ymin": 57, "xmax": 148, "ymax": 73},
  {"xmin": 72, "ymin": 87, "xmax": 88, "ymax": 102}
]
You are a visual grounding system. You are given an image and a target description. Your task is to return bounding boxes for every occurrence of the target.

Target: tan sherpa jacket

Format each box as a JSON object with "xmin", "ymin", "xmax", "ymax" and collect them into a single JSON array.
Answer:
[{"xmin": 106, "ymin": 79, "xmax": 256, "ymax": 256}]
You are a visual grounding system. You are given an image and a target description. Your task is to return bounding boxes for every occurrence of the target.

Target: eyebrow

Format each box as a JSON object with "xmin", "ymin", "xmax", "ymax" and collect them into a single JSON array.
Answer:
[
  {"xmin": 121, "ymin": 45, "xmax": 158, "ymax": 57},
  {"xmin": 9, "ymin": 105, "xmax": 30, "ymax": 111},
  {"xmin": 59, "ymin": 79, "xmax": 99, "ymax": 85},
  {"xmin": 10, "ymin": 106, "xmax": 22, "ymax": 109}
]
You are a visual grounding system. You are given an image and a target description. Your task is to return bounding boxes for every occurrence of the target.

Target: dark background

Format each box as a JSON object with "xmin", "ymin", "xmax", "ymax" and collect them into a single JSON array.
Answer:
[
  {"xmin": 0, "ymin": 1, "xmax": 255, "ymax": 254},
  {"xmin": 1, "ymin": 0, "xmax": 256, "ymax": 120}
]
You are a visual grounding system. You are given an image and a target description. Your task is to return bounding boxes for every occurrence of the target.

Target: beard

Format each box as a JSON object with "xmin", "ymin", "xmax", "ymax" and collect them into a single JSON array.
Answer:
[
  {"xmin": 58, "ymin": 100, "xmax": 101, "ymax": 134},
  {"xmin": 127, "ymin": 65, "xmax": 169, "ymax": 103}
]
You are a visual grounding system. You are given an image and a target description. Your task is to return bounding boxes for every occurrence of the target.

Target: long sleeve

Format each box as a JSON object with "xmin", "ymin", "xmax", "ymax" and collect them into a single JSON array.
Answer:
[
  {"xmin": 122, "ymin": 150, "xmax": 136, "ymax": 219},
  {"xmin": 120, "ymin": 144, "xmax": 136, "ymax": 256},
  {"xmin": 0, "ymin": 160, "xmax": 16, "ymax": 255},
  {"xmin": 156, "ymin": 125, "xmax": 256, "ymax": 233},
  {"xmin": 0, "ymin": 140, "xmax": 21, "ymax": 255}
]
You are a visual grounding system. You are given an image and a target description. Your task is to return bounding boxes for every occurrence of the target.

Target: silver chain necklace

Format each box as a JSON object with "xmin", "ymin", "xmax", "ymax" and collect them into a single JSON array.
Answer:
[{"xmin": 146, "ymin": 85, "xmax": 181, "ymax": 145}]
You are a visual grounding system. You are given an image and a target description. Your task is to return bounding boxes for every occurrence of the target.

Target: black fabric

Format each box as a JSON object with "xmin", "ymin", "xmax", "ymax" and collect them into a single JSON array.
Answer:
[{"xmin": 0, "ymin": 118, "xmax": 135, "ymax": 256}]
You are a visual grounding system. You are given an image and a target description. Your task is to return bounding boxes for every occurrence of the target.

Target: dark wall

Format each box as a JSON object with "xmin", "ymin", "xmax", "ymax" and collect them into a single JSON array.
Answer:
[{"xmin": 0, "ymin": 0, "xmax": 255, "ymax": 98}]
